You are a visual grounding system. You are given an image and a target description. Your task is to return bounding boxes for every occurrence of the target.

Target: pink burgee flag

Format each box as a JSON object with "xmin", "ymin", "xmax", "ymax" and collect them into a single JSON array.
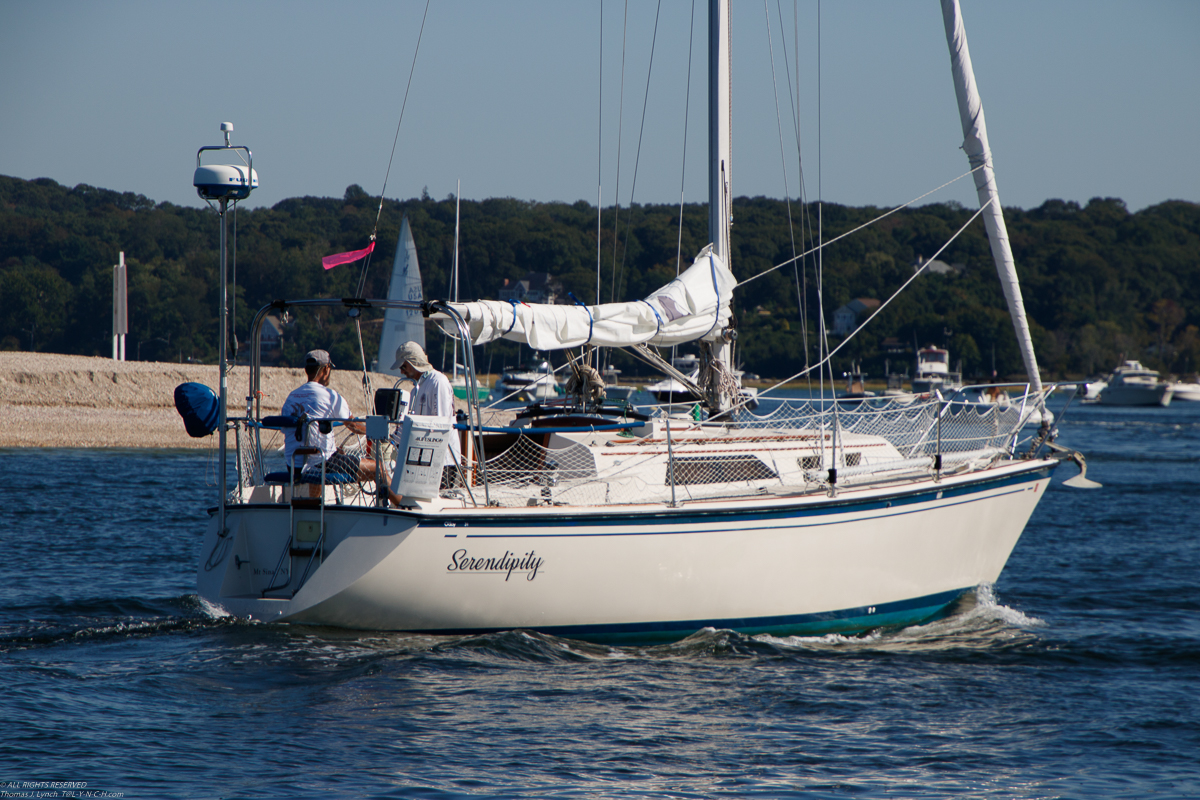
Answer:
[{"xmin": 321, "ymin": 241, "xmax": 376, "ymax": 270}]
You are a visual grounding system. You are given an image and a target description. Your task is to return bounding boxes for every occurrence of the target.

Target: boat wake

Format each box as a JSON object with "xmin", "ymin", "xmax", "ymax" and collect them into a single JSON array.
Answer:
[
  {"xmin": 3, "ymin": 585, "xmax": 1048, "ymax": 664},
  {"xmin": 0, "ymin": 593, "xmax": 236, "ymax": 653},
  {"xmin": 753, "ymin": 585, "xmax": 1045, "ymax": 655}
]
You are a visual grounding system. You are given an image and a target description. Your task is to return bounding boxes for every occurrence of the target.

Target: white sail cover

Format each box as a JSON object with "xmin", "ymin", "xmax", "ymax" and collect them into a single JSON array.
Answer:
[
  {"xmin": 444, "ymin": 246, "xmax": 735, "ymax": 350},
  {"xmin": 377, "ymin": 216, "xmax": 426, "ymax": 377}
]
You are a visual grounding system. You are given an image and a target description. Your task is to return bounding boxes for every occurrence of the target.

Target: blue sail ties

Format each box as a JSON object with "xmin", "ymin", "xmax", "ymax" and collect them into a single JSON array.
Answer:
[
  {"xmin": 505, "ymin": 299, "xmax": 519, "ymax": 335},
  {"xmin": 568, "ymin": 292, "xmax": 594, "ymax": 344}
]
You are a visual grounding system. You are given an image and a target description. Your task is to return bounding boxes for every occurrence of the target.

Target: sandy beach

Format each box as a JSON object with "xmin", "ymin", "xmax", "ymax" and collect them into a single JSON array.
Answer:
[{"xmin": 0, "ymin": 352, "xmax": 478, "ymax": 449}]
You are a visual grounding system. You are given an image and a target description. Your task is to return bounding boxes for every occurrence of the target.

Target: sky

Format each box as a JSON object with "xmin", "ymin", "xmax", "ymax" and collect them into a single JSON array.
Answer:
[{"xmin": 2, "ymin": 0, "xmax": 1197, "ymax": 215}]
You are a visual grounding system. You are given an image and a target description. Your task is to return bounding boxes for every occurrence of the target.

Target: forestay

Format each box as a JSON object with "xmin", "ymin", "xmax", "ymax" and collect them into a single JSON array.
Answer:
[{"xmin": 442, "ymin": 247, "xmax": 735, "ymax": 350}]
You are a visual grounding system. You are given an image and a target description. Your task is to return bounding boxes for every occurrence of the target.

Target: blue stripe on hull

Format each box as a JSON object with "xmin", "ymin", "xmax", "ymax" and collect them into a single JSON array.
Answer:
[{"xmin": 413, "ymin": 588, "xmax": 967, "ymax": 646}]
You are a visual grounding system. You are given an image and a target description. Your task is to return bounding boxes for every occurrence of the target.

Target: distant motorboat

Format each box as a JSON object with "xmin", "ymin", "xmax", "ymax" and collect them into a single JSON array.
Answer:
[
  {"xmin": 839, "ymin": 364, "xmax": 877, "ymax": 402},
  {"xmin": 645, "ymin": 354, "xmax": 702, "ymax": 405},
  {"xmin": 1097, "ymin": 360, "xmax": 1173, "ymax": 406},
  {"xmin": 1169, "ymin": 379, "xmax": 1200, "ymax": 402},
  {"xmin": 492, "ymin": 359, "xmax": 560, "ymax": 402},
  {"xmin": 910, "ymin": 347, "xmax": 963, "ymax": 395},
  {"xmin": 645, "ymin": 353, "xmax": 757, "ymax": 410}
]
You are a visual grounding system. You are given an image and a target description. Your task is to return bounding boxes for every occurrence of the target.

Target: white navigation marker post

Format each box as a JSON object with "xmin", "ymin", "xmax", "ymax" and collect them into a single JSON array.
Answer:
[{"xmin": 112, "ymin": 251, "xmax": 127, "ymax": 361}]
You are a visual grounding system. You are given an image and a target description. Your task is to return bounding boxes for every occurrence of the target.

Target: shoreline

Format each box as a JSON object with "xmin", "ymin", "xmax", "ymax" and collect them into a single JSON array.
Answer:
[{"xmin": 0, "ymin": 352, "xmax": 485, "ymax": 449}]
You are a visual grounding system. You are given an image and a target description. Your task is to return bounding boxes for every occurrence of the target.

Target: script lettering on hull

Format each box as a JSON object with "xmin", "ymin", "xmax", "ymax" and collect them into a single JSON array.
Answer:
[{"xmin": 447, "ymin": 549, "xmax": 543, "ymax": 581}]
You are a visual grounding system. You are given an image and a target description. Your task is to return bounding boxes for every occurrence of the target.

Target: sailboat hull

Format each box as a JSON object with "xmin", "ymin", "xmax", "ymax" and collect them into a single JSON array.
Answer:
[{"xmin": 199, "ymin": 459, "xmax": 1053, "ymax": 643}]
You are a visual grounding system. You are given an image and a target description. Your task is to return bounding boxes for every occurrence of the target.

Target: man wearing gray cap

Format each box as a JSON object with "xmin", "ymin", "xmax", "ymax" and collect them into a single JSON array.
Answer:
[
  {"xmin": 282, "ymin": 350, "xmax": 391, "ymax": 491},
  {"xmin": 393, "ymin": 341, "xmax": 461, "ymax": 467}
]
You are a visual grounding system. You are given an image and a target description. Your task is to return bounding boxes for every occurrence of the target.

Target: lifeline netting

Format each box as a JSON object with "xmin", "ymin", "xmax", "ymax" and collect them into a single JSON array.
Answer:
[
  {"xmin": 230, "ymin": 391, "xmax": 1044, "ymax": 509},
  {"xmin": 460, "ymin": 392, "xmax": 1043, "ymax": 508}
]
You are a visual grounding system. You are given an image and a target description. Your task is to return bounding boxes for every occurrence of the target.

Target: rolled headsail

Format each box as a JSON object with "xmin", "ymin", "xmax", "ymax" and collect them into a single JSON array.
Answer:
[
  {"xmin": 443, "ymin": 246, "xmax": 735, "ymax": 351},
  {"xmin": 941, "ymin": 0, "xmax": 1041, "ymax": 394}
]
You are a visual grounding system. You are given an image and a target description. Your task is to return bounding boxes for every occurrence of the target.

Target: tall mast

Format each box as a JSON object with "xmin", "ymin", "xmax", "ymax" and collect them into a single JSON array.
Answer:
[
  {"xmin": 453, "ymin": 179, "xmax": 461, "ymax": 381},
  {"xmin": 706, "ymin": 0, "xmax": 734, "ymax": 387},
  {"xmin": 708, "ymin": 0, "xmax": 731, "ymax": 262},
  {"xmin": 941, "ymin": 0, "xmax": 1041, "ymax": 394}
]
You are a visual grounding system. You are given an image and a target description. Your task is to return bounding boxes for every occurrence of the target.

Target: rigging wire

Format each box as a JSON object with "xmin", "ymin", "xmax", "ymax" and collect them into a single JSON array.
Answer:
[
  {"xmin": 722, "ymin": 198, "xmax": 996, "ymax": 415},
  {"xmin": 609, "ymin": 0, "xmax": 629, "ymax": 304},
  {"xmin": 669, "ymin": 0, "xmax": 698, "ymax": 375},
  {"xmin": 674, "ymin": 0, "xmax": 697, "ymax": 281},
  {"xmin": 763, "ymin": 3, "xmax": 796, "ymax": 270},
  {"xmin": 345, "ymin": 0, "xmax": 430, "ymax": 414},
  {"xmin": 355, "ymin": 0, "xmax": 432, "ymax": 300},
  {"xmin": 612, "ymin": 0, "xmax": 664, "ymax": 303},
  {"xmin": 778, "ymin": 0, "xmax": 814, "ymax": 392},
  {"xmin": 734, "ymin": 166, "xmax": 985, "ymax": 288},
  {"xmin": 815, "ymin": 0, "xmax": 835, "ymax": 465},
  {"xmin": 597, "ymin": 0, "xmax": 604, "ymax": 306},
  {"xmin": 762, "ymin": 0, "xmax": 806, "ymax": 390}
]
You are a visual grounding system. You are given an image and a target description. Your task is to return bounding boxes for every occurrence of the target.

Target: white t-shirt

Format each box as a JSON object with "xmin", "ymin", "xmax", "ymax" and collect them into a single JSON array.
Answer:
[
  {"xmin": 281, "ymin": 381, "xmax": 353, "ymax": 470},
  {"xmin": 409, "ymin": 369, "xmax": 461, "ymax": 463}
]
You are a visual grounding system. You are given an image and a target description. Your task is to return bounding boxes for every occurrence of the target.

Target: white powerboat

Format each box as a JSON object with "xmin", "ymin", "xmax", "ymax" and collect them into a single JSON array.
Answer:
[
  {"xmin": 491, "ymin": 360, "xmax": 560, "ymax": 402},
  {"xmin": 910, "ymin": 347, "xmax": 964, "ymax": 395},
  {"xmin": 187, "ymin": 0, "xmax": 1091, "ymax": 643},
  {"xmin": 1169, "ymin": 379, "xmax": 1200, "ymax": 402},
  {"xmin": 1097, "ymin": 360, "xmax": 1174, "ymax": 406},
  {"xmin": 645, "ymin": 353, "xmax": 701, "ymax": 405}
]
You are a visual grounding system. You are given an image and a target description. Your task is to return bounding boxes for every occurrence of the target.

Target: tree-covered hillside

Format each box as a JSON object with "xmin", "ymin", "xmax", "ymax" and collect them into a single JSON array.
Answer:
[{"xmin": 2, "ymin": 174, "xmax": 1197, "ymax": 381}]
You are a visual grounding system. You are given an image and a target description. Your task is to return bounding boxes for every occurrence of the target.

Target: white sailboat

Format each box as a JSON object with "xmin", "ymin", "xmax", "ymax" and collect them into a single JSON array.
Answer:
[
  {"xmin": 192, "ymin": 0, "xmax": 1092, "ymax": 643},
  {"xmin": 376, "ymin": 215, "xmax": 425, "ymax": 378}
]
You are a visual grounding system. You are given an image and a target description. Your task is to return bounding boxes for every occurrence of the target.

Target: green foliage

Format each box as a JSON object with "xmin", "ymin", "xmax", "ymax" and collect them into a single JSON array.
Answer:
[{"xmin": 1, "ymin": 174, "xmax": 1197, "ymax": 380}]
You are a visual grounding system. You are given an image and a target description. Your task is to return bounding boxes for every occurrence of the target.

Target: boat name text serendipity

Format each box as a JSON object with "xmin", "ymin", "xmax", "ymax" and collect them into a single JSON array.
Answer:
[{"xmin": 447, "ymin": 549, "xmax": 543, "ymax": 581}]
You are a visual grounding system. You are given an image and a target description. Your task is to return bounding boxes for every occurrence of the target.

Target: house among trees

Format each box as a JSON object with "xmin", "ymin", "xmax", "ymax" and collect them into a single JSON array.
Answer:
[
  {"xmin": 259, "ymin": 316, "xmax": 284, "ymax": 366},
  {"xmin": 912, "ymin": 255, "xmax": 966, "ymax": 276},
  {"xmin": 832, "ymin": 298, "xmax": 881, "ymax": 337},
  {"xmin": 498, "ymin": 272, "xmax": 564, "ymax": 305}
]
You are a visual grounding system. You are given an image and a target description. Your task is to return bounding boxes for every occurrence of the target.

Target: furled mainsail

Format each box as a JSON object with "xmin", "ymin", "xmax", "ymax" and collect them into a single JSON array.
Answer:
[{"xmin": 444, "ymin": 247, "xmax": 735, "ymax": 351}]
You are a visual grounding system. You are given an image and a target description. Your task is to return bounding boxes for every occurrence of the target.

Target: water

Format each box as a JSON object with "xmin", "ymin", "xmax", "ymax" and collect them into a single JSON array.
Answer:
[{"xmin": 2, "ymin": 401, "xmax": 1199, "ymax": 799}]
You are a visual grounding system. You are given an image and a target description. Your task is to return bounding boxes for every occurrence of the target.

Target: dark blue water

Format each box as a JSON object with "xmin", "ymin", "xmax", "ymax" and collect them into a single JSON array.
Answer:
[{"xmin": 2, "ymin": 401, "xmax": 1199, "ymax": 799}]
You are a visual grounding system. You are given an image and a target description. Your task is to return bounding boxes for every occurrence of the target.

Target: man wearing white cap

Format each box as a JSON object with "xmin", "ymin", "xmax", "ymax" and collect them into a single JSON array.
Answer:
[
  {"xmin": 283, "ymin": 350, "xmax": 394, "ymax": 496},
  {"xmin": 393, "ymin": 341, "xmax": 461, "ymax": 467}
]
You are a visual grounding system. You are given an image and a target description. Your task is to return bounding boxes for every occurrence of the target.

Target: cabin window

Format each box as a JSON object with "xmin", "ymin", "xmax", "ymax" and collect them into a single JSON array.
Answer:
[
  {"xmin": 668, "ymin": 455, "xmax": 777, "ymax": 485},
  {"xmin": 800, "ymin": 453, "xmax": 860, "ymax": 469}
]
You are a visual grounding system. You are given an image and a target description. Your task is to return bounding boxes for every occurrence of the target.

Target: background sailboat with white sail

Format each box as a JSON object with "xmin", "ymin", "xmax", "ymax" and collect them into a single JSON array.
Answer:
[{"xmin": 376, "ymin": 216, "xmax": 425, "ymax": 378}]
